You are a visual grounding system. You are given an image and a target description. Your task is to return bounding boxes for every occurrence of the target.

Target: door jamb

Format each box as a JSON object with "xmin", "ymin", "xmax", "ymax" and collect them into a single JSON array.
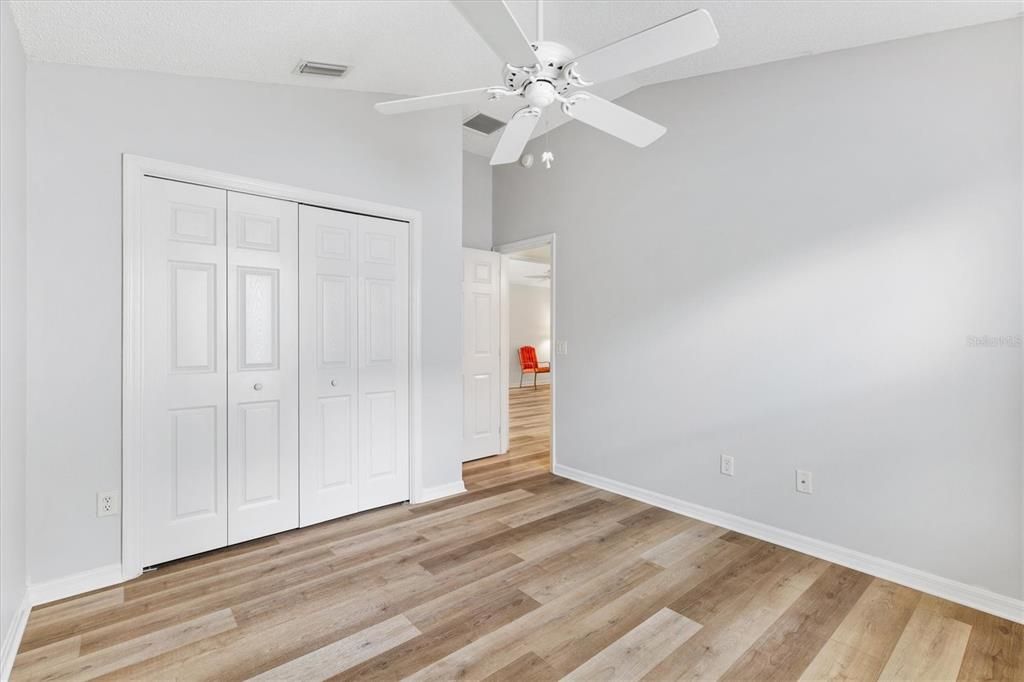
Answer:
[
  {"xmin": 494, "ymin": 233, "xmax": 556, "ymax": 469},
  {"xmin": 122, "ymin": 154, "xmax": 425, "ymax": 581}
]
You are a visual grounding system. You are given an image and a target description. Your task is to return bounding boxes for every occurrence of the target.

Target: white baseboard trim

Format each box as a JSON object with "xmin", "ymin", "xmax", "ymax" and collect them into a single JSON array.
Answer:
[
  {"xmin": 416, "ymin": 480, "xmax": 467, "ymax": 504},
  {"xmin": 27, "ymin": 563, "xmax": 124, "ymax": 608},
  {"xmin": 2, "ymin": 563, "xmax": 126, "ymax": 678},
  {"xmin": 1, "ymin": 592, "xmax": 31, "ymax": 682},
  {"xmin": 554, "ymin": 463, "xmax": 1024, "ymax": 624}
]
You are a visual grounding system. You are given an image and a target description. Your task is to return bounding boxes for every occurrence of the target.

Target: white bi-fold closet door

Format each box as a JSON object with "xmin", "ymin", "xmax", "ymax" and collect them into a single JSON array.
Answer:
[
  {"xmin": 141, "ymin": 177, "xmax": 409, "ymax": 567},
  {"xmin": 141, "ymin": 178, "xmax": 229, "ymax": 566},
  {"xmin": 298, "ymin": 205, "xmax": 409, "ymax": 526},
  {"xmin": 226, "ymin": 192, "xmax": 300, "ymax": 545}
]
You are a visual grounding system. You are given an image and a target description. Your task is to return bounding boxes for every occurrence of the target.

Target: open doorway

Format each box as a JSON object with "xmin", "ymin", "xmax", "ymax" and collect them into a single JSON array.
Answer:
[{"xmin": 462, "ymin": 236, "xmax": 554, "ymax": 490}]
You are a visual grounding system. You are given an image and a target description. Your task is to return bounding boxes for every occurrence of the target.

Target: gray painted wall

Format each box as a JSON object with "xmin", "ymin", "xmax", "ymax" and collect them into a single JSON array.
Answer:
[
  {"xmin": 25, "ymin": 63, "xmax": 465, "ymax": 585},
  {"xmin": 510, "ymin": 284, "xmax": 552, "ymax": 387},
  {"xmin": 494, "ymin": 19, "xmax": 1023, "ymax": 599},
  {"xmin": 1, "ymin": 0, "xmax": 28, "ymax": 648},
  {"xmin": 462, "ymin": 151, "xmax": 492, "ymax": 249}
]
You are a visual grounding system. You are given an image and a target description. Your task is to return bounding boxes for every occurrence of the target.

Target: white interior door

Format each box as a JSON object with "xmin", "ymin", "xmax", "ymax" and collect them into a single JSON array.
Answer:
[
  {"xmin": 298, "ymin": 205, "xmax": 359, "ymax": 526},
  {"xmin": 462, "ymin": 248, "xmax": 502, "ymax": 462},
  {"xmin": 227, "ymin": 192, "xmax": 299, "ymax": 544},
  {"xmin": 141, "ymin": 177, "xmax": 228, "ymax": 567},
  {"xmin": 357, "ymin": 216, "xmax": 410, "ymax": 510}
]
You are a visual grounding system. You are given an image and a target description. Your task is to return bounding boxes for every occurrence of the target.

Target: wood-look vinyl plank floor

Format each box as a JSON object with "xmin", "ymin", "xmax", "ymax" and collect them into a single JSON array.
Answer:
[
  {"xmin": 13, "ymin": 382, "xmax": 1023, "ymax": 680},
  {"xmin": 463, "ymin": 386, "xmax": 550, "ymax": 490}
]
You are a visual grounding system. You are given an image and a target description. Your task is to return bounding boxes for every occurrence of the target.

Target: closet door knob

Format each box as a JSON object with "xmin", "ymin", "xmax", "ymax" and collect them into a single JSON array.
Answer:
[
  {"xmin": 253, "ymin": 383, "xmax": 263, "ymax": 391},
  {"xmin": 330, "ymin": 379, "xmax": 337, "ymax": 387}
]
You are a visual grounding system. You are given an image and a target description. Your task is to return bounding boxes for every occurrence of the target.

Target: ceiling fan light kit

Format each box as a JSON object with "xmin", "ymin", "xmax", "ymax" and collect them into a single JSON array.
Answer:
[{"xmin": 375, "ymin": 0, "xmax": 720, "ymax": 166}]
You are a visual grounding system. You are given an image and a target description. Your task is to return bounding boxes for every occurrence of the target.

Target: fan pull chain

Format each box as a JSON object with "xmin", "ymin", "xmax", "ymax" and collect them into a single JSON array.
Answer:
[{"xmin": 541, "ymin": 117, "xmax": 554, "ymax": 169}]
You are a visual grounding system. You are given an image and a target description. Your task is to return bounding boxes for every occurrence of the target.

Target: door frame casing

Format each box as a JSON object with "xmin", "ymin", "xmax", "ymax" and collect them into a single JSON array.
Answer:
[
  {"xmin": 122, "ymin": 154, "xmax": 425, "ymax": 580},
  {"xmin": 494, "ymin": 233, "xmax": 556, "ymax": 468}
]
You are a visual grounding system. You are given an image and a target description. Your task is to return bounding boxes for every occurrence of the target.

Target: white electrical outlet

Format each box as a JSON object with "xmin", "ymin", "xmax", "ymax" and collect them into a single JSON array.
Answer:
[
  {"xmin": 796, "ymin": 470, "xmax": 813, "ymax": 494},
  {"xmin": 720, "ymin": 454, "xmax": 734, "ymax": 476},
  {"xmin": 97, "ymin": 491, "xmax": 120, "ymax": 517}
]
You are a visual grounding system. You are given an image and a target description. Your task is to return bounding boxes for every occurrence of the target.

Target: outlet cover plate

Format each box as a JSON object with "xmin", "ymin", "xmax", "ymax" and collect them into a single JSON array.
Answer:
[
  {"xmin": 720, "ymin": 454, "xmax": 734, "ymax": 476},
  {"xmin": 97, "ymin": 491, "xmax": 120, "ymax": 516},
  {"xmin": 796, "ymin": 470, "xmax": 813, "ymax": 494}
]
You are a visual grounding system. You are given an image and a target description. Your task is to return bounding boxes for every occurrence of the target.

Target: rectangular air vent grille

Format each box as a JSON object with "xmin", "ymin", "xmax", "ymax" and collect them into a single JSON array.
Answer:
[
  {"xmin": 463, "ymin": 113, "xmax": 506, "ymax": 136},
  {"xmin": 297, "ymin": 61, "xmax": 349, "ymax": 78}
]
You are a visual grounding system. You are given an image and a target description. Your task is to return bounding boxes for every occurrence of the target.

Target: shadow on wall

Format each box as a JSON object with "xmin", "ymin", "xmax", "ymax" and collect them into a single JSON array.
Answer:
[{"xmin": 491, "ymin": 18, "xmax": 1023, "ymax": 599}]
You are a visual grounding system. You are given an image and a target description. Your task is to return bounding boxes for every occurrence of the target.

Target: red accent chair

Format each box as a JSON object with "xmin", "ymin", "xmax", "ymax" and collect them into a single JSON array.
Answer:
[{"xmin": 518, "ymin": 345, "xmax": 550, "ymax": 389}]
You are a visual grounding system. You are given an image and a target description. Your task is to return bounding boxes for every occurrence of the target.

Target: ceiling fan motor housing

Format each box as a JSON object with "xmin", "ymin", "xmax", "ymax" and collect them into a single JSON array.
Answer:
[{"xmin": 502, "ymin": 41, "xmax": 578, "ymax": 106}]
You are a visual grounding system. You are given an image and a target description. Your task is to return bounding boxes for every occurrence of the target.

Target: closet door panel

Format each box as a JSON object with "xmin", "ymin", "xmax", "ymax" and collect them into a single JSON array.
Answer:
[
  {"xmin": 357, "ymin": 216, "xmax": 409, "ymax": 511},
  {"xmin": 141, "ymin": 177, "xmax": 228, "ymax": 567},
  {"xmin": 298, "ymin": 205, "xmax": 359, "ymax": 526},
  {"xmin": 227, "ymin": 192, "xmax": 299, "ymax": 544}
]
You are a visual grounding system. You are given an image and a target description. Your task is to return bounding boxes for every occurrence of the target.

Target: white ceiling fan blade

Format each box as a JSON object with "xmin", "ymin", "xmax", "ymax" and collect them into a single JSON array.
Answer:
[
  {"xmin": 451, "ymin": 0, "xmax": 538, "ymax": 67},
  {"xmin": 572, "ymin": 9, "xmax": 719, "ymax": 84},
  {"xmin": 375, "ymin": 87, "xmax": 495, "ymax": 115},
  {"xmin": 566, "ymin": 94, "xmax": 666, "ymax": 148},
  {"xmin": 490, "ymin": 106, "xmax": 541, "ymax": 165}
]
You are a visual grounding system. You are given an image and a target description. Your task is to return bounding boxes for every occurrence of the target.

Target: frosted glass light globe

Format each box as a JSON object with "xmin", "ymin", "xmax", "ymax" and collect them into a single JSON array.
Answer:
[{"xmin": 524, "ymin": 81, "xmax": 556, "ymax": 108}]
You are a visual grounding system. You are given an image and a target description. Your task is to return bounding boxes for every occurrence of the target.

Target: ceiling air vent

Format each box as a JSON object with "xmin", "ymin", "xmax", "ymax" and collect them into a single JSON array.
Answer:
[
  {"xmin": 463, "ymin": 113, "xmax": 506, "ymax": 136},
  {"xmin": 296, "ymin": 60, "xmax": 349, "ymax": 78}
]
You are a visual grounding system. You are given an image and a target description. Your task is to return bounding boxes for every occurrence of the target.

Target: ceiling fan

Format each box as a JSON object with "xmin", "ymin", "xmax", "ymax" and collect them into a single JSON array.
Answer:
[{"xmin": 375, "ymin": 0, "xmax": 719, "ymax": 166}]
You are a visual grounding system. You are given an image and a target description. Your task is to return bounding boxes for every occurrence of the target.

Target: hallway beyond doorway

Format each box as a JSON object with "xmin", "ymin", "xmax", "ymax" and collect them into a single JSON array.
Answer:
[{"xmin": 463, "ymin": 385, "xmax": 550, "ymax": 490}]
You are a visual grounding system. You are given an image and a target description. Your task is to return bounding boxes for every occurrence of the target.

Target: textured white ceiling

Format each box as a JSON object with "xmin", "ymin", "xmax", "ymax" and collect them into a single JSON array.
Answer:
[{"xmin": 10, "ymin": 0, "xmax": 1022, "ymax": 157}]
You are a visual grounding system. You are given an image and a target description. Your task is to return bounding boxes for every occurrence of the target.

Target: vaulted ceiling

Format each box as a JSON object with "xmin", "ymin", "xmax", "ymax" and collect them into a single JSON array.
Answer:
[{"xmin": 9, "ymin": 1, "xmax": 1021, "ymax": 157}]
